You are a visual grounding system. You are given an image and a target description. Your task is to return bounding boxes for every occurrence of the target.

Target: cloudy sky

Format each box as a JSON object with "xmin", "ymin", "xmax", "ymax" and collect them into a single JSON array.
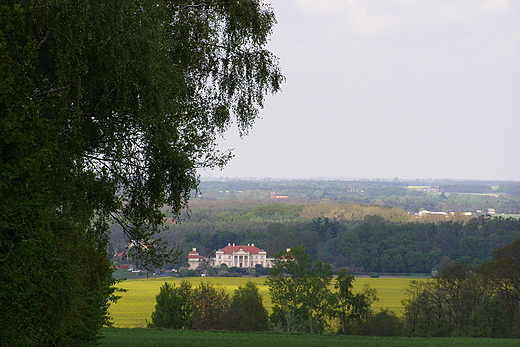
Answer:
[{"xmin": 200, "ymin": 0, "xmax": 520, "ymax": 181}]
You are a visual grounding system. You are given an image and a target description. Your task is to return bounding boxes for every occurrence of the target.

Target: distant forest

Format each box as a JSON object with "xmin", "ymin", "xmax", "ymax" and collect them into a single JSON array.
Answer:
[
  {"xmin": 110, "ymin": 179, "xmax": 520, "ymax": 274},
  {"xmin": 195, "ymin": 179, "xmax": 520, "ymax": 213}
]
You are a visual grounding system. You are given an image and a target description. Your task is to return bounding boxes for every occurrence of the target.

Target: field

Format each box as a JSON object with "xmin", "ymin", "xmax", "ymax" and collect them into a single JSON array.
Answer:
[
  {"xmin": 108, "ymin": 276, "xmax": 424, "ymax": 328},
  {"xmin": 100, "ymin": 328, "xmax": 520, "ymax": 347}
]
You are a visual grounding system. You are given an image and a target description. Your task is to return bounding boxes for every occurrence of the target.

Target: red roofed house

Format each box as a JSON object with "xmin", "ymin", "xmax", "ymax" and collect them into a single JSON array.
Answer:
[
  {"xmin": 213, "ymin": 243, "xmax": 274, "ymax": 268},
  {"xmin": 188, "ymin": 248, "xmax": 204, "ymax": 270}
]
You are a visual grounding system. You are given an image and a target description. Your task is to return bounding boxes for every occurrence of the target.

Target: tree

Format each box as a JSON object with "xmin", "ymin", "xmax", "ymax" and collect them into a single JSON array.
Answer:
[
  {"xmin": 403, "ymin": 279, "xmax": 449, "ymax": 337},
  {"xmin": 1, "ymin": 1, "xmax": 282, "ymax": 345},
  {"xmin": 150, "ymin": 281, "xmax": 195, "ymax": 329},
  {"xmin": 480, "ymin": 239, "xmax": 520, "ymax": 336},
  {"xmin": 334, "ymin": 269, "xmax": 378, "ymax": 334},
  {"xmin": 192, "ymin": 282, "xmax": 230, "ymax": 330},
  {"xmin": 403, "ymin": 260, "xmax": 516, "ymax": 338},
  {"xmin": 224, "ymin": 281, "xmax": 269, "ymax": 331},
  {"xmin": 267, "ymin": 245, "xmax": 335, "ymax": 333}
]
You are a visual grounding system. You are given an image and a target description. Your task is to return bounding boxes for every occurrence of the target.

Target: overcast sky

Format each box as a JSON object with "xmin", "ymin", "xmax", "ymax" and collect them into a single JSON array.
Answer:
[{"xmin": 200, "ymin": 0, "xmax": 520, "ymax": 181}]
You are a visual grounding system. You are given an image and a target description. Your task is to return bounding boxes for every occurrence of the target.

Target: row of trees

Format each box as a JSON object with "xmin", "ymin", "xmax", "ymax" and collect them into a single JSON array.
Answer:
[
  {"xmin": 151, "ymin": 246, "xmax": 384, "ymax": 334},
  {"xmin": 194, "ymin": 180, "xmax": 520, "ymax": 213},
  {"xmin": 151, "ymin": 280, "xmax": 269, "ymax": 331},
  {"xmin": 404, "ymin": 240, "xmax": 520, "ymax": 337},
  {"xmin": 151, "ymin": 241, "xmax": 520, "ymax": 337},
  {"xmin": 141, "ymin": 214, "xmax": 520, "ymax": 274}
]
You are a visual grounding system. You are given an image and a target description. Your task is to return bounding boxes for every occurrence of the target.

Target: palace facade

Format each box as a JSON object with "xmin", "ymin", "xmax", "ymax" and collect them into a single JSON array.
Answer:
[{"xmin": 187, "ymin": 243, "xmax": 275, "ymax": 270}]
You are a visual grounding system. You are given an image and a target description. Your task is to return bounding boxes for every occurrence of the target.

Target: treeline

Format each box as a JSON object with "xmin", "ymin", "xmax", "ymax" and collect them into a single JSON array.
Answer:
[
  {"xmin": 404, "ymin": 240, "xmax": 520, "ymax": 337},
  {"xmin": 150, "ymin": 247, "xmax": 389, "ymax": 335},
  {"xmin": 149, "ymin": 214, "xmax": 520, "ymax": 274},
  {"xmin": 500, "ymin": 183, "xmax": 520, "ymax": 196},
  {"xmin": 109, "ymin": 201, "xmax": 520, "ymax": 274},
  {"xmin": 198, "ymin": 179, "xmax": 514, "ymax": 196},
  {"xmin": 150, "ymin": 281, "xmax": 269, "ymax": 331},
  {"xmin": 195, "ymin": 180, "xmax": 520, "ymax": 213},
  {"xmin": 438, "ymin": 184, "xmax": 493, "ymax": 193},
  {"xmin": 149, "ymin": 242, "xmax": 520, "ymax": 338}
]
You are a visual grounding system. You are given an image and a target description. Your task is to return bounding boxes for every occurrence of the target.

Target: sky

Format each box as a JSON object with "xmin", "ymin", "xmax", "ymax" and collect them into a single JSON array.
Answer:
[{"xmin": 199, "ymin": 0, "xmax": 520, "ymax": 181}]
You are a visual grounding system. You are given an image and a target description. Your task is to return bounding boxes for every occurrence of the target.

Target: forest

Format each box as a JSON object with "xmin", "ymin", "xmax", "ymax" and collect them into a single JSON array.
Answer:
[
  {"xmin": 195, "ymin": 179, "xmax": 520, "ymax": 213},
  {"xmin": 110, "ymin": 180, "xmax": 520, "ymax": 274}
]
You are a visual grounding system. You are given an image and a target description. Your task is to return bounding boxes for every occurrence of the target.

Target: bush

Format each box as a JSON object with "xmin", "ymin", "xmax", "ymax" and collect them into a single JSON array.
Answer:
[
  {"xmin": 150, "ymin": 281, "xmax": 194, "ymax": 329},
  {"xmin": 224, "ymin": 281, "xmax": 269, "ymax": 331}
]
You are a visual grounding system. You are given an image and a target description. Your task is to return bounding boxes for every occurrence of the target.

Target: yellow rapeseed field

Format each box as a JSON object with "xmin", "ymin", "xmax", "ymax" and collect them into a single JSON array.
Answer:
[{"xmin": 108, "ymin": 276, "xmax": 428, "ymax": 328}]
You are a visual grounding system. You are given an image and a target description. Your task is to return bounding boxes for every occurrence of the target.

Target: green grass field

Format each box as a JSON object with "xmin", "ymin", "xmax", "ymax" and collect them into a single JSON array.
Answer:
[
  {"xmin": 108, "ymin": 276, "xmax": 425, "ymax": 328},
  {"xmin": 100, "ymin": 328, "xmax": 520, "ymax": 347}
]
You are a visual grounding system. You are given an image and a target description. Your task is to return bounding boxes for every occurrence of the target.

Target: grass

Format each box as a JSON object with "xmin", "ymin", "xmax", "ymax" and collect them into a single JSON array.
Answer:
[
  {"xmin": 108, "ymin": 276, "xmax": 426, "ymax": 328},
  {"xmin": 100, "ymin": 328, "xmax": 520, "ymax": 347}
]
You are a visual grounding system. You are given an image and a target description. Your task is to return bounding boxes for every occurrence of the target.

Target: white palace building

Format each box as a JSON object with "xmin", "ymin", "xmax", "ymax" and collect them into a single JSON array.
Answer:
[{"xmin": 188, "ymin": 243, "xmax": 275, "ymax": 270}]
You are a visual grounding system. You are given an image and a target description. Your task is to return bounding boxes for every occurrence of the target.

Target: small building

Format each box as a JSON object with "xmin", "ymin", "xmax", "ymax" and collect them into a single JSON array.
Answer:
[
  {"xmin": 187, "ymin": 248, "xmax": 204, "ymax": 270},
  {"xmin": 270, "ymin": 190, "xmax": 288, "ymax": 199},
  {"xmin": 213, "ymin": 243, "xmax": 274, "ymax": 268},
  {"xmin": 418, "ymin": 210, "xmax": 447, "ymax": 216}
]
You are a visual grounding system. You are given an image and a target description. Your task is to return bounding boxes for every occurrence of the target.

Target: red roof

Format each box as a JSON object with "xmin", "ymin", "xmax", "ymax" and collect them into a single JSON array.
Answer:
[
  {"xmin": 188, "ymin": 250, "xmax": 203, "ymax": 259},
  {"xmin": 219, "ymin": 245, "xmax": 265, "ymax": 254}
]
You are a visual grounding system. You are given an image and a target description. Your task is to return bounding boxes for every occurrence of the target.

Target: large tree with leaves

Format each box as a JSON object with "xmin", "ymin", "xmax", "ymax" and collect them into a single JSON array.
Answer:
[
  {"xmin": 0, "ymin": 1, "xmax": 282, "ymax": 345},
  {"xmin": 150, "ymin": 281, "xmax": 195, "ymax": 329},
  {"xmin": 480, "ymin": 239, "xmax": 520, "ymax": 336},
  {"xmin": 224, "ymin": 280, "xmax": 269, "ymax": 331},
  {"xmin": 267, "ymin": 245, "xmax": 335, "ymax": 333}
]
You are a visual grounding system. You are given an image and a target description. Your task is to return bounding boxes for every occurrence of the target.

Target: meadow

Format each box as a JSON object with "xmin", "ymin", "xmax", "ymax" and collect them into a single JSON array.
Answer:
[
  {"xmin": 108, "ymin": 276, "xmax": 423, "ymax": 328},
  {"xmin": 100, "ymin": 328, "xmax": 520, "ymax": 347}
]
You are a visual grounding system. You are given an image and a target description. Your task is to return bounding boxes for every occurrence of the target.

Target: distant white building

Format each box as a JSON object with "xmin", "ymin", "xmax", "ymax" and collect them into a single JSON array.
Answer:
[
  {"xmin": 187, "ymin": 244, "xmax": 275, "ymax": 270},
  {"xmin": 214, "ymin": 243, "xmax": 275, "ymax": 268},
  {"xmin": 418, "ymin": 210, "xmax": 447, "ymax": 216}
]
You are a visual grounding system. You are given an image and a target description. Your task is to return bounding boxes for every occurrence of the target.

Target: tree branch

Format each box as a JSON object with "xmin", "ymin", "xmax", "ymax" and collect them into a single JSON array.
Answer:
[
  {"xmin": 36, "ymin": 30, "xmax": 50, "ymax": 50},
  {"xmin": 34, "ymin": 86, "xmax": 67, "ymax": 97},
  {"xmin": 183, "ymin": 3, "xmax": 207, "ymax": 10}
]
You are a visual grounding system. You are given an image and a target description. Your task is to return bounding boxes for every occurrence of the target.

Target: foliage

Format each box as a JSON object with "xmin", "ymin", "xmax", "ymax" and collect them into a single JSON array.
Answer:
[
  {"xmin": 403, "ymin": 241, "xmax": 520, "ymax": 338},
  {"xmin": 362, "ymin": 309, "xmax": 404, "ymax": 336},
  {"xmin": 1, "ymin": 0, "xmax": 281, "ymax": 345},
  {"xmin": 108, "ymin": 277, "xmax": 413, "ymax": 328},
  {"xmin": 439, "ymin": 184, "xmax": 493, "ymax": 193},
  {"xmin": 480, "ymin": 239, "xmax": 520, "ymax": 335},
  {"xmin": 150, "ymin": 281, "xmax": 194, "ymax": 329},
  {"xmin": 194, "ymin": 179, "xmax": 520, "ymax": 214},
  {"xmin": 223, "ymin": 281, "xmax": 269, "ymax": 331},
  {"xmin": 1, "ymin": 6, "xmax": 118, "ymax": 345},
  {"xmin": 192, "ymin": 282, "xmax": 230, "ymax": 330},
  {"xmin": 301, "ymin": 204, "xmax": 410, "ymax": 223},
  {"xmin": 267, "ymin": 246, "xmax": 336, "ymax": 333},
  {"xmin": 150, "ymin": 280, "xmax": 269, "ymax": 331},
  {"xmin": 334, "ymin": 269, "xmax": 379, "ymax": 334},
  {"xmin": 158, "ymin": 209, "xmax": 520, "ymax": 274}
]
